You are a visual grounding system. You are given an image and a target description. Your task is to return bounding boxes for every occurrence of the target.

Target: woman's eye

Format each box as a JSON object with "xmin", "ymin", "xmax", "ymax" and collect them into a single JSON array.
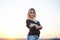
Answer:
[{"xmin": 30, "ymin": 12, "xmax": 34, "ymax": 13}]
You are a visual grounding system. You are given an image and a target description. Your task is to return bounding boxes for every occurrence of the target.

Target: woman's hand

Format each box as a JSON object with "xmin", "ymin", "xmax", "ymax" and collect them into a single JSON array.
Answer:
[
  {"xmin": 29, "ymin": 23, "xmax": 36, "ymax": 27},
  {"xmin": 35, "ymin": 25, "xmax": 42, "ymax": 29},
  {"xmin": 29, "ymin": 23, "xmax": 42, "ymax": 29}
]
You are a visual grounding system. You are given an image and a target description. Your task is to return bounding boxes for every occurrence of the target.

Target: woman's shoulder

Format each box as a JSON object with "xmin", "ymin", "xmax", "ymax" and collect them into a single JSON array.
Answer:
[
  {"xmin": 34, "ymin": 20, "xmax": 40, "ymax": 23},
  {"xmin": 26, "ymin": 19, "xmax": 32, "ymax": 23},
  {"xmin": 26, "ymin": 19, "xmax": 36, "ymax": 23},
  {"xmin": 26, "ymin": 19, "xmax": 40, "ymax": 23},
  {"xmin": 26, "ymin": 19, "xmax": 31, "ymax": 21}
]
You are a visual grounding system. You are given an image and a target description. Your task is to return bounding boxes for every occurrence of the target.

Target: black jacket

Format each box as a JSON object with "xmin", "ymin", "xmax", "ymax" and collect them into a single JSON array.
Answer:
[{"xmin": 26, "ymin": 19, "xmax": 41, "ymax": 37}]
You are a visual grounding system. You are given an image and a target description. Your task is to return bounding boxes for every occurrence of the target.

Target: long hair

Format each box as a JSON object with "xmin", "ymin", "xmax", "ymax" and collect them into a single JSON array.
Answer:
[{"xmin": 27, "ymin": 8, "xmax": 36, "ymax": 18}]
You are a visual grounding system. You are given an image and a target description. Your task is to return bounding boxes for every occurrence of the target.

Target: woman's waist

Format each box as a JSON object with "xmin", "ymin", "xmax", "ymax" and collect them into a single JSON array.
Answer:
[{"xmin": 29, "ymin": 30, "xmax": 40, "ymax": 34}]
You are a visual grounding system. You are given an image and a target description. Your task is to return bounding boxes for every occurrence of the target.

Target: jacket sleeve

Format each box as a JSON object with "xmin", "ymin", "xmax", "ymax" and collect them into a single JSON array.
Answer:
[
  {"xmin": 37, "ymin": 21, "xmax": 42, "ymax": 30},
  {"xmin": 37, "ymin": 21, "xmax": 41, "ymax": 26},
  {"xmin": 26, "ymin": 20, "xmax": 30, "ymax": 29},
  {"xmin": 26, "ymin": 20, "xmax": 36, "ymax": 29}
]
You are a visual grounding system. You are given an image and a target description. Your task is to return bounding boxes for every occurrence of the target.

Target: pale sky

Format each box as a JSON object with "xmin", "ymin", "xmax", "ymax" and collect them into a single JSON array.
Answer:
[{"xmin": 0, "ymin": 0, "xmax": 60, "ymax": 39}]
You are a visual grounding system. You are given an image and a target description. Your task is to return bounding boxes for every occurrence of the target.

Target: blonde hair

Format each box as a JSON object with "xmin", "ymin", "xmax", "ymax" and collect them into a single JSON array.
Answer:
[{"xmin": 27, "ymin": 8, "xmax": 36, "ymax": 18}]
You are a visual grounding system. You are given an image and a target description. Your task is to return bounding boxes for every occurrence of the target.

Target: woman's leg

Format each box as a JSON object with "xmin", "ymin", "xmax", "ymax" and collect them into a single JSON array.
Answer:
[
  {"xmin": 27, "ymin": 35, "xmax": 35, "ymax": 40},
  {"xmin": 34, "ymin": 35, "xmax": 39, "ymax": 40},
  {"xmin": 27, "ymin": 35, "xmax": 39, "ymax": 40}
]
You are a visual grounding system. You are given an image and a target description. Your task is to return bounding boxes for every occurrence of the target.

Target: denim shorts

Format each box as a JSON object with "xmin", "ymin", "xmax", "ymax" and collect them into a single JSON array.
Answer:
[{"xmin": 27, "ymin": 35, "xmax": 39, "ymax": 40}]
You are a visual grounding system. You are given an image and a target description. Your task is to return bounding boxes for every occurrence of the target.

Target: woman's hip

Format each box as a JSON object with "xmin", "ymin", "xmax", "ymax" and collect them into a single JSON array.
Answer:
[{"xmin": 27, "ymin": 35, "xmax": 39, "ymax": 40}]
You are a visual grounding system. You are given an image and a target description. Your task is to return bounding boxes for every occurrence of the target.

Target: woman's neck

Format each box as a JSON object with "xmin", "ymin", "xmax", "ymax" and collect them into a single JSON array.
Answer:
[{"xmin": 28, "ymin": 18, "xmax": 35, "ymax": 21}]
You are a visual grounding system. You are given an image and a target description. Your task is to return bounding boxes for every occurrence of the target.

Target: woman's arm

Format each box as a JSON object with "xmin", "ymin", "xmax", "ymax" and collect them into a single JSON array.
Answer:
[
  {"xmin": 30, "ymin": 23, "xmax": 42, "ymax": 30},
  {"xmin": 35, "ymin": 21, "xmax": 43, "ymax": 30},
  {"xmin": 35, "ymin": 25, "xmax": 42, "ymax": 30},
  {"xmin": 29, "ymin": 23, "xmax": 36, "ymax": 27},
  {"xmin": 26, "ymin": 20, "xmax": 36, "ymax": 29}
]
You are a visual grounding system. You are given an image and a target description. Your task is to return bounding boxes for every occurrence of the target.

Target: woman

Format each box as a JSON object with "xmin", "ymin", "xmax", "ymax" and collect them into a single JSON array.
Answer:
[{"xmin": 26, "ymin": 8, "xmax": 42, "ymax": 40}]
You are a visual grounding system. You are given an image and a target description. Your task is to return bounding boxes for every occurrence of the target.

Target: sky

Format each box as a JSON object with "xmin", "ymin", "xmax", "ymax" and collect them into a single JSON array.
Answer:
[{"xmin": 0, "ymin": 0, "xmax": 60, "ymax": 39}]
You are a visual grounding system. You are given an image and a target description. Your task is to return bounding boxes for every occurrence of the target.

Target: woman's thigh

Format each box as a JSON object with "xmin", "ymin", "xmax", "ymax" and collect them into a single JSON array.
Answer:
[{"xmin": 27, "ymin": 35, "xmax": 39, "ymax": 40}]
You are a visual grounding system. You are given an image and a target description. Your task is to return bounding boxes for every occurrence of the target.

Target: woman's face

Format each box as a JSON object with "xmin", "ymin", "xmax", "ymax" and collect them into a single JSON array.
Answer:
[{"xmin": 29, "ymin": 10, "xmax": 36, "ymax": 18}]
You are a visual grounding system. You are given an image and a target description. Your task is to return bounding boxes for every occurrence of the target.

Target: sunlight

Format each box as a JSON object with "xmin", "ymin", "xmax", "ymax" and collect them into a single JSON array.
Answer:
[
  {"xmin": 7, "ymin": 33, "xmax": 15, "ymax": 38},
  {"xmin": 6, "ymin": 31, "xmax": 16, "ymax": 38}
]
